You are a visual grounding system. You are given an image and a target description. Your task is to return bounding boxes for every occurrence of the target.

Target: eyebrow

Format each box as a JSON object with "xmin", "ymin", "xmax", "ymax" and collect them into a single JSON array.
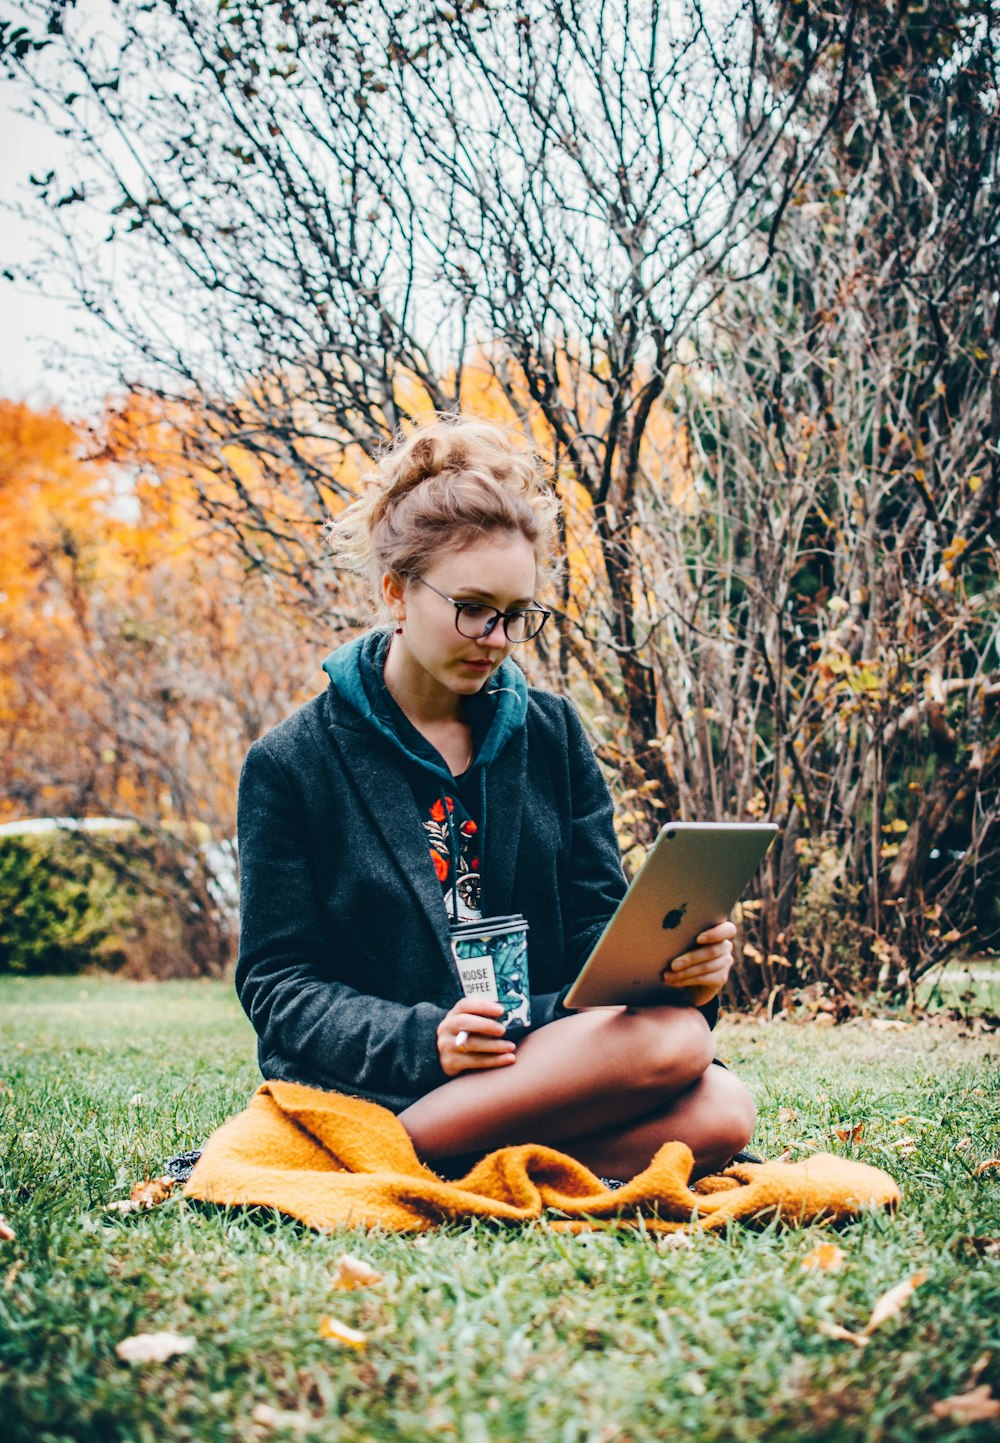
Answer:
[{"xmin": 451, "ymin": 589, "xmax": 536, "ymax": 608}]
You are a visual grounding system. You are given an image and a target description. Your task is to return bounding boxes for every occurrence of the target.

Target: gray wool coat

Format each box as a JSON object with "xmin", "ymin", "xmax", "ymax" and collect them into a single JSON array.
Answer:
[{"xmin": 235, "ymin": 682, "xmax": 717, "ymax": 1112}]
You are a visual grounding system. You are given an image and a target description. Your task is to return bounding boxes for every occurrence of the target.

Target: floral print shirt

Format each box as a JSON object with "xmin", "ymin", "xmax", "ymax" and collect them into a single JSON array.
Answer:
[{"xmin": 422, "ymin": 786, "xmax": 482, "ymax": 923}]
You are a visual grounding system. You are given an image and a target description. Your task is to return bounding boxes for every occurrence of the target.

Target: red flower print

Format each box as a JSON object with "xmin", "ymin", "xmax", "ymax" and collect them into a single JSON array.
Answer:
[
  {"xmin": 460, "ymin": 820, "xmax": 477, "ymax": 836},
  {"xmin": 429, "ymin": 799, "xmax": 446, "ymax": 823},
  {"xmin": 445, "ymin": 795, "xmax": 454, "ymax": 812},
  {"xmin": 431, "ymin": 849, "xmax": 449, "ymax": 882},
  {"xmin": 471, "ymin": 857, "xmax": 479, "ymax": 870}
]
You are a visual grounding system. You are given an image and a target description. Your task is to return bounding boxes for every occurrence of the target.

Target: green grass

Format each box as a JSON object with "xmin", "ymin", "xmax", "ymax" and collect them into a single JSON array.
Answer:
[
  {"xmin": 1, "ymin": 977, "xmax": 998, "ymax": 1443},
  {"xmin": 915, "ymin": 958, "xmax": 1000, "ymax": 1015}
]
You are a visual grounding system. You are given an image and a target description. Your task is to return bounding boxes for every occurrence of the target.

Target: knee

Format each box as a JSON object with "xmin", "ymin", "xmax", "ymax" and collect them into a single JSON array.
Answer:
[
  {"xmin": 626, "ymin": 1005, "xmax": 716, "ymax": 1096},
  {"xmin": 702, "ymin": 1072, "xmax": 757, "ymax": 1165},
  {"xmin": 722, "ymin": 1076, "xmax": 757, "ymax": 1154}
]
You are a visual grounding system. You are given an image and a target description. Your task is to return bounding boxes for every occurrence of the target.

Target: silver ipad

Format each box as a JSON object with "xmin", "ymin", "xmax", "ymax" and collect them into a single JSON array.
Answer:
[{"xmin": 562, "ymin": 822, "xmax": 778, "ymax": 1009}]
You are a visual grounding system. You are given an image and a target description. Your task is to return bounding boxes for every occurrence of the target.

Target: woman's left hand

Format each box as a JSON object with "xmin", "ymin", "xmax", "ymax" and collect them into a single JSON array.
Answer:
[{"xmin": 662, "ymin": 920, "xmax": 737, "ymax": 999}]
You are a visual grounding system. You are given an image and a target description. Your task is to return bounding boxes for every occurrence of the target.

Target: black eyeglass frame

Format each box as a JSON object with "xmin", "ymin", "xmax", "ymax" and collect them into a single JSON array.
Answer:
[{"xmin": 414, "ymin": 577, "xmax": 551, "ymax": 643}]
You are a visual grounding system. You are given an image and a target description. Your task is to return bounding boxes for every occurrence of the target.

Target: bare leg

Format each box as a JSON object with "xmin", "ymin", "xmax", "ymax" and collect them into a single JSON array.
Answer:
[
  {"xmin": 562, "ymin": 1065, "xmax": 756, "ymax": 1179},
  {"xmin": 399, "ymin": 1005, "xmax": 753, "ymax": 1176}
]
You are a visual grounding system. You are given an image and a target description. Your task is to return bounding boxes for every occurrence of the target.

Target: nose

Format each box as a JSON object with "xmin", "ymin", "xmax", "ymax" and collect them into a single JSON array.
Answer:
[{"xmin": 477, "ymin": 620, "xmax": 511, "ymax": 651}]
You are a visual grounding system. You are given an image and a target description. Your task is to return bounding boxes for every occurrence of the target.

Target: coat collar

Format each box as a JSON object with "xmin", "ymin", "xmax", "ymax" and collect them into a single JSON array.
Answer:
[{"xmin": 311, "ymin": 688, "xmax": 527, "ymax": 958}]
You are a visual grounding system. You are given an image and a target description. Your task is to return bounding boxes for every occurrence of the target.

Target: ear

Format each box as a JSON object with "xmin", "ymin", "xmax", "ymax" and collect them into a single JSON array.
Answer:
[{"xmin": 381, "ymin": 571, "xmax": 407, "ymax": 619}]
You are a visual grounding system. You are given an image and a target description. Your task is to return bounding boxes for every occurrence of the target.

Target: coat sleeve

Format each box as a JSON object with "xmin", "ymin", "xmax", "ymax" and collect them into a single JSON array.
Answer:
[
  {"xmin": 548, "ymin": 698, "xmax": 720, "ymax": 1031},
  {"xmin": 234, "ymin": 740, "xmax": 451, "ymax": 1099},
  {"xmin": 558, "ymin": 697, "xmax": 630, "ymax": 973}
]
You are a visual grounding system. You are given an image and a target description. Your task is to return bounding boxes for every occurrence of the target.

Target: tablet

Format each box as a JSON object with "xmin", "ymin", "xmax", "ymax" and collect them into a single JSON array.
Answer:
[{"xmin": 562, "ymin": 822, "xmax": 778, "ymax": 1009}]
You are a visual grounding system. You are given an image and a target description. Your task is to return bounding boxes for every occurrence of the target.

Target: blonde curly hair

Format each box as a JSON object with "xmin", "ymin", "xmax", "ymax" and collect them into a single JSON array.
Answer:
[{"xmin": 330, "ymin": 413, "xmax": 561, "ymax": 615}]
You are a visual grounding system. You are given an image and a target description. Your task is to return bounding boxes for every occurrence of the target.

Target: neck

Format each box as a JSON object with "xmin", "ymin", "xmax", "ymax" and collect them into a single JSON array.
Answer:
[{"xmin": 382, "ymin": 635, "xmax": 466, "ymax": 726}]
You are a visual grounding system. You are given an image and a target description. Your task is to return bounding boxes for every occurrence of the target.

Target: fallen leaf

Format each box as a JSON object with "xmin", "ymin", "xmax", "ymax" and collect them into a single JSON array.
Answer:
[
  {"xmin": 893, "ymin": 1116, "xmax": 912, "ymax": 1126},
  {"xmin": 969, "ymin": 1353, "xmax": 991, "ymax": 1383},
  {"xmin": 252, "ymin": 1402, "xmax": 312, "ymax": 1431},
  {"xmin": 818, "ymin": 1270, "xmax": 927, "ymax": 1347},
  {"xmin": 332, "ymin": 1254, "xmax": 383, "ymax": 1291},
  {"xmin": 659, "ymin": 1231, "xmax": 694, "ymax": 1249},
  {"xmin": 817, "ymin": 1320, "xmax": 869, "ymax": 1347},
  {"xmin": 834, "ymin": 1122, "xmax": 865, "ymax": 1144},
  {"xmin": 0, "ymin": 1216, "xmax": 14, "ymax": 1243},
  {"xmin": 974, "ymin": 1159, "xmax": 999, "ymax": 1176},
  {"xmin": 955, "ymin": 1137, "xmax": 971, "ymax": 1150},
  {"xmin": 107, "ymin": 1199, "xmax": 139, "ymax": 1215},
  {"xmin": 802, "ymin": 1242, "xmax": 846, "ymax": 1273},
  {"xmin": 776, "ymin": 1106, "xmax": 799, "ymax": 1124},
  {"xmin": 813, "ymin": 1013, "xmax": 836, "ymax": 1028},
  {"xmin": 870, "ymin": 1018, "xmax": 909, "ymax": 1032},
  {"xmin": 894, "ymin": 1136, "xmax": 918, "ymax": 1156},
  {"xmin": 130, "ymin": 1176, "xmax": 175, "ymax": 1209},
  {"xmin": 318, "ymin": 1316, "xmax": 367, "ymax": 1349},
  {"xmin": 865, "ymin": 1269, "xmax": 928, "ymax": 1333},
  {"xmin": 957, "ymin": 1236, "xmax": 1000, "ymax": 1258},
  {"xmin": 116, "ymin": 1331, "xmax": 195, "ymax": 1363},
  {"xmin": 128, "ymin": 1093, "xmax": 144, "ymax": 1107},
  {"xmin": 930, "ymin": 1385, "xmax": 1000, "ymax": 1424}
]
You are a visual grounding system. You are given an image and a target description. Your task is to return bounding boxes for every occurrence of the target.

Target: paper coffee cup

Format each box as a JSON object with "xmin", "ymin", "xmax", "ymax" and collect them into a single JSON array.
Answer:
[{"xmin": 451, "ymin": 914, "xmax": 530, "ymax": 1031}]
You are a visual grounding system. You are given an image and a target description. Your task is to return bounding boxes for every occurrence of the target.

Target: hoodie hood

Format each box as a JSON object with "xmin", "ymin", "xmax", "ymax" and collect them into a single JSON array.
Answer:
[{"xmin": 321, "ymin": 629, "xmax": 527, "ymax": 786}]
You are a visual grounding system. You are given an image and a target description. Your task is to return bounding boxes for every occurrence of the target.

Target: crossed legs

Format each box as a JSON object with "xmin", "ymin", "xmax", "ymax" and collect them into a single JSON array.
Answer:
[{"xmin": 398, "ymin": 1005, "xmax": 756, "ymax": 1180}]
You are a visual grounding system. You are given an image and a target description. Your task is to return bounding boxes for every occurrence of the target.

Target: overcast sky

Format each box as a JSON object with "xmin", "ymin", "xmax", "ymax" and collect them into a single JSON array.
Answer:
[{"xmin": 1, "ymin": 82, "xmax": 106, "ymax": 416}]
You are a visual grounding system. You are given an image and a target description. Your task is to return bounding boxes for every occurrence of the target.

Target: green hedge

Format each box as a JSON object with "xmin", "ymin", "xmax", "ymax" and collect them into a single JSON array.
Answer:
[
  {"xmin": 0, "ymin": 834, "xmax": 131, "ymax": 975},
  {"xmin": 0, "ymin": 830, "xmax": 234, "ymax": 977}
]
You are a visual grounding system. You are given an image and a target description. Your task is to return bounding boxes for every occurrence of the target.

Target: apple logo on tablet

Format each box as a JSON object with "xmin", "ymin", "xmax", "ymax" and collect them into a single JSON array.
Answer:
[{"xmin": 662, "ymin": 902, "xmax": 687, "ymax": 930}]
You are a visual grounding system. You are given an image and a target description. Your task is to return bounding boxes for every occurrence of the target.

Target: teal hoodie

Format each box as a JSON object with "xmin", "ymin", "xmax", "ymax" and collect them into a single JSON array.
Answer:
[{"xmin": 322, "ymin": 629, "xmax": 528, "ymax": 922}]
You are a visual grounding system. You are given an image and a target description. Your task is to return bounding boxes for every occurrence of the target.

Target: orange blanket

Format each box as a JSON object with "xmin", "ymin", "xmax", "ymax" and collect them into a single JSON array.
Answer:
[{"xmin": 185, "ymin": 1081, "xmax": 900, "ymax": 1233}]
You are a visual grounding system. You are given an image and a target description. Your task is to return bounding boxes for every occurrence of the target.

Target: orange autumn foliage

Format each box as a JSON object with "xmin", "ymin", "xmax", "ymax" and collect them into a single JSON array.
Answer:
[
  {"xmin": 0, "ymin": 397, "xmax": 314, "ymax": 846},
  {"xmin": 2, "ymin": 369, "xmax": 693, "ymax": 842}
]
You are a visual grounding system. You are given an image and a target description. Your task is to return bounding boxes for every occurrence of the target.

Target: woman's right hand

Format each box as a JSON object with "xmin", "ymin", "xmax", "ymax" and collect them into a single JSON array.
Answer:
[{"xmin": 437, "ymin": 997, "xmax": 517, "ymax": 1076}]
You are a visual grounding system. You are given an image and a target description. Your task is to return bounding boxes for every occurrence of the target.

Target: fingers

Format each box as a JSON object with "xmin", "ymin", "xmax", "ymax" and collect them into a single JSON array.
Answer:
[
  {"xmin": 447, "ymin": 997, "xmax": 506, "ymax": 1023},
  {"xmin": 694, "ymin": 920, "xmax": 737, "ymax": 946},
  {"xmin": 662, "ymin": 922, "xmax": 737, "ymax": 988},
  {"xmin": 438, "ymin": 1000, "xmax": 517, "ymax": 1076},
  {"xmin": 665, "ymin": 938, "xmax": 735, "ymax": 987},
  {"xmin": 448, "ymin": 1004, "xmax": 508, "ymax": 1038},
  {"xmin": 451, "ymin": 1049, "xmax": 518, "ymax": 1073},
  {"xmin": 441, "ymin": 1042, "xmax": 517, "ymax": 1076},
  {"xmin": 456, "ymin": 1031, "xmax": 517, "ymax": 1054}
]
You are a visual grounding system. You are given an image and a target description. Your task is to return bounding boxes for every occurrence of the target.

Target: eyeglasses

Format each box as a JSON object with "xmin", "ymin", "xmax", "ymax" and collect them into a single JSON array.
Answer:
[{"xmin": 415, "ymin": 578, "xmax": 551, "ymax": 643}]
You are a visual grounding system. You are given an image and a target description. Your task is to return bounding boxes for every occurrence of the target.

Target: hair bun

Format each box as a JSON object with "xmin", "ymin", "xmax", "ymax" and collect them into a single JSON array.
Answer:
[
  {"xmin": 372, "ymin": 432, "xmax": 471, "ymax": 525},
  {"xmin": 327, "ymin": 412, "xmax": 561, "ymax": 616},
  {"xmin": 404, "ymin": 432, "xmax": 470, "ymax": 481}
]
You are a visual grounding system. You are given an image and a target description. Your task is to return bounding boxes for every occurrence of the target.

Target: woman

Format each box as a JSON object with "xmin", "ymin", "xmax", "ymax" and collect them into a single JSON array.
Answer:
[{"xmin": 235, "ymin": 414, "xmax": 755, "ymax": 1181}]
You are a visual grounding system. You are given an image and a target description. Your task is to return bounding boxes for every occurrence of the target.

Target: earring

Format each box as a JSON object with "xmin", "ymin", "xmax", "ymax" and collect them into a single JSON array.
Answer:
[{"xmin": 395, "ymin": 626, "xmax": 402, "ymax": 635}]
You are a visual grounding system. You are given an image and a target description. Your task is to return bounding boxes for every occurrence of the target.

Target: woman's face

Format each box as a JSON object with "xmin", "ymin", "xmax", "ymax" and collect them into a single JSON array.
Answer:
[{"xmin": 384, "ymin": 532, "xmax": 539, "ymax": 704}]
